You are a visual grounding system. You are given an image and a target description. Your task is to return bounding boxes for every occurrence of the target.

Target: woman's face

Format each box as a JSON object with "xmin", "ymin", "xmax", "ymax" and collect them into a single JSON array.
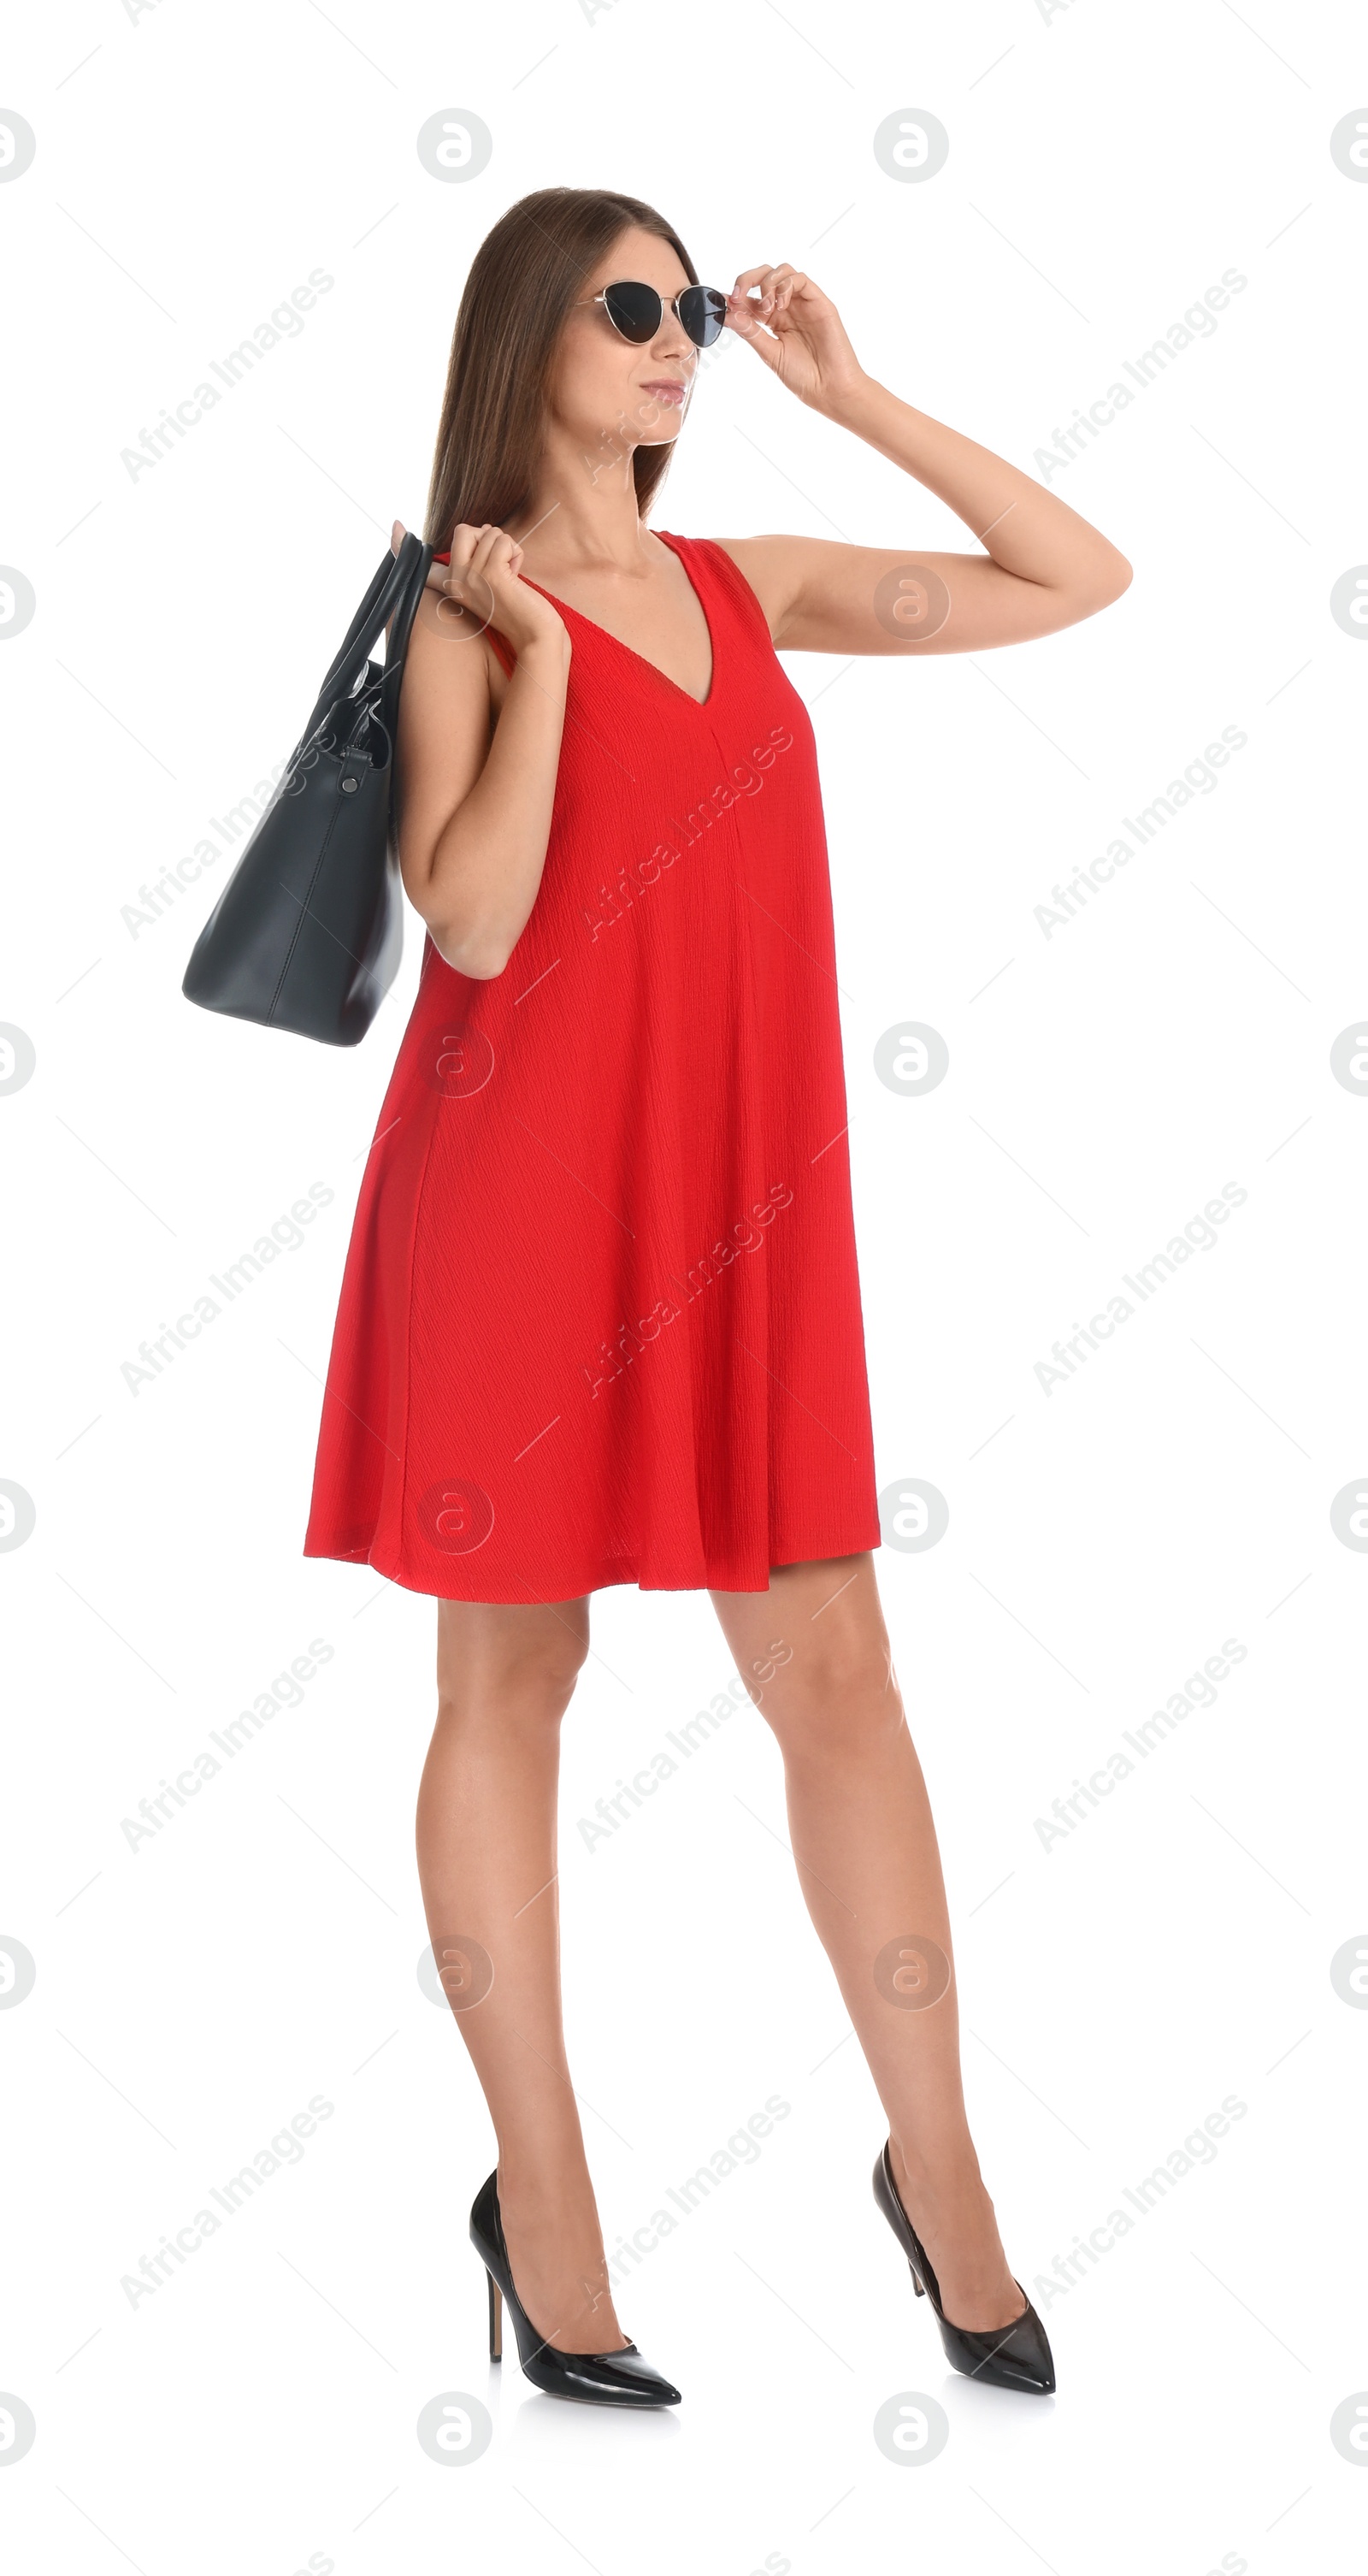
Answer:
[{"xmin": 547, "ymin": 223, "xmax": 701, "ymax": 464}]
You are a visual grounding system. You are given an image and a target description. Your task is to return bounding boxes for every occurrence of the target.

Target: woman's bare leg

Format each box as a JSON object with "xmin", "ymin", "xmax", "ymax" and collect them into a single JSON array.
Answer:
[
  {"xmin": 416, "ymin": 1595, "xmax": 630, "ymax": 2355},
  {"xmin": 710, "ymin": 1552, "xmax": 1024, "ymax": 2331}
]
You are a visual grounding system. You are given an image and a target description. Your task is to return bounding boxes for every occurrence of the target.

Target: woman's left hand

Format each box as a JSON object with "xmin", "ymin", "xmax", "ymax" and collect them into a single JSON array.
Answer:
[{"xmin": 725, "ymin": 267, "xmax": 865, "ymax": 413}]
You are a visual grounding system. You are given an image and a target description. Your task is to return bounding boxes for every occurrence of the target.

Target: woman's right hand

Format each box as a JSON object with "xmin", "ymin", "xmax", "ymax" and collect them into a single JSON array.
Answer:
[{"xmin": 394, "ymin": 518, "xmax": 567, "ymax": 658}]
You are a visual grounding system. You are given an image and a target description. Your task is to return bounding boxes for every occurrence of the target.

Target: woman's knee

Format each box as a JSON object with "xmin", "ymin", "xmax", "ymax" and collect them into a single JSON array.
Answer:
[
  {"xmin": 436, "ymin": 1600, "xmax": 589, "ymax": 1720},
  {"xmin": 754, "ymin": 1623, "xmax": 901, "ymax": 1755}
]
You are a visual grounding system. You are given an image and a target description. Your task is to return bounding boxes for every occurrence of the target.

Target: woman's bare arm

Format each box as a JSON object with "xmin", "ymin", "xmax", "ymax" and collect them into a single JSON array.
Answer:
[
  {"xmin": 715, "ymin": 264, "xmax": 1131, "ymax": 656},
  {"xmin": 393, "ymin": 523, "xmax": 571, "ymax": 980}
]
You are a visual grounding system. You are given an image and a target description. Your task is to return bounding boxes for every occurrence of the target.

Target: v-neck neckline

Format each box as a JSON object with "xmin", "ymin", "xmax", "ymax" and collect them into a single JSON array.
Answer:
[{"xmin": 517, "ymin": 531, "xmax": 716, "ymax": 711}]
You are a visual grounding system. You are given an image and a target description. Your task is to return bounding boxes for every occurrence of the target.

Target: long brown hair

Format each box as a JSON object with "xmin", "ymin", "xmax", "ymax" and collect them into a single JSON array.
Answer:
[{"xmin": 424, "ymin": 187, "xmax": 699, "ymax": 548}]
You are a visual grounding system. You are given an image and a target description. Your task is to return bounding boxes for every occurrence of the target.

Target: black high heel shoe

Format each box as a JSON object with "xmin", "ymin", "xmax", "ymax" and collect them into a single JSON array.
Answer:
[
  {"xmin": 872, "ymin": 2140, "xmax": 1055, "ymax": 2395},
  {"xmin": 469, "ymin": 2170, "xmax": 681, "ymax": 2408}
]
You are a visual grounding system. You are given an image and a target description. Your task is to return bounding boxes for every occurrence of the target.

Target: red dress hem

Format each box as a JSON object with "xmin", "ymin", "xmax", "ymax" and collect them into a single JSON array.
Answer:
[{"xmin": 303, "ymin": 1521, "xmax": 883, "ymax": 1605}]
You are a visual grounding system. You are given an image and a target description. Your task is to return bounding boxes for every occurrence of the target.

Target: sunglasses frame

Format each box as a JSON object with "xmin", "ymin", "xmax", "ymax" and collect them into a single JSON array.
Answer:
[{"xmin": 575, "ymin": 279, "xmax": 728, "ymax": 352}]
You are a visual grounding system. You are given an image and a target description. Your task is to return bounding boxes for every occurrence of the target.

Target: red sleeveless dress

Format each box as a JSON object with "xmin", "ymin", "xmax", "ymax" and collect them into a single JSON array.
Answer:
[{"xmin": 304, "ymin": 532, "xmax": 880, "ymax": 1601}]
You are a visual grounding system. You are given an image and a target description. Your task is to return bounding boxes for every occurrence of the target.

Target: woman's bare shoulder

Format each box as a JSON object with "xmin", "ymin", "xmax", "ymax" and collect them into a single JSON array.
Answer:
[{"xmin": 704, "ymin": 535, "xmax": 807, "ymax": 641}]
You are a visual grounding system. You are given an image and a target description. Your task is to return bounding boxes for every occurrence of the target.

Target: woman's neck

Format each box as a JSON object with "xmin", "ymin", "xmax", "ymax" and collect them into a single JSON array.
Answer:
[{"xmin": 507, "ymin": 428, "xmax": 660, "ymax": 582}]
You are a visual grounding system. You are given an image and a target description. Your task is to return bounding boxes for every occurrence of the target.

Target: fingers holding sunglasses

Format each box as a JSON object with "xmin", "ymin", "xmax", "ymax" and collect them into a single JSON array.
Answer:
[
  {"xmin": 725, "ymin": 266, "xmax": 807, "ymax": 384},
  {"xmin": 727, "ymin": 266, "xmax": 863, "ymax": 411},
  {"xmin": 728, "ymin": 265, "xmax": 805, "ymax": 331}
]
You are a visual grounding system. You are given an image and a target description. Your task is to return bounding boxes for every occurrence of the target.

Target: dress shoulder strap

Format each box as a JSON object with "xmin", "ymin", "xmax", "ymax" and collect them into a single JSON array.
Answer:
[{"xmin": 672, "ymin": 533, "xmax": 776, "ymax": 656}]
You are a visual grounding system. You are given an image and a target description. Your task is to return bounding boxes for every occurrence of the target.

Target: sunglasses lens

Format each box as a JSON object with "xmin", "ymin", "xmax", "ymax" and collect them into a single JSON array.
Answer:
[
  {"xmin": 679, "ymin": 285, "xmax": 728, "ymax": 348},
  {"xmin": 602, "ymin": 281, "xmax": 663, "ymax": 343}
]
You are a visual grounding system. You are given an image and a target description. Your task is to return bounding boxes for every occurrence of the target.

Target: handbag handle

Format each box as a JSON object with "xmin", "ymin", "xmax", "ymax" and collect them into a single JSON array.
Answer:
[
  {"xmin": 378, "ymin": 535, "xmax": 433, "ymax": 748},
  {"xmin": 301, "ymin": 532, "xmax": 433, "ymax": 746}
]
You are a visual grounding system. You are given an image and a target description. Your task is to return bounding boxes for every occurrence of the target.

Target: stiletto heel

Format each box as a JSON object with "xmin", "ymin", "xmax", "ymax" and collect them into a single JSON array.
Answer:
[
  {"xmin": 873, "ymin": 2140, "xmax": 1055, "ymax": 2395},
  {"xmin": 470, "ymin": 2170, "xmax": 681, "ymax": 2408}
]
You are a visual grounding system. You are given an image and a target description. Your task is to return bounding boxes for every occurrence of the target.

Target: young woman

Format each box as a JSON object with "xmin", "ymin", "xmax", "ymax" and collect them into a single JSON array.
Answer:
[{"xmin": 304, "ymin": 186, "xmax": 1130, "ymax": 2408}]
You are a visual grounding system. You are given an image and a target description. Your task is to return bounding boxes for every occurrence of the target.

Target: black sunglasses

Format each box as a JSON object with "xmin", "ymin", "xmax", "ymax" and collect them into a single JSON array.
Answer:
[{"xmin": 576, "ymin": 279, "xmax": 728, "ymax": 350}]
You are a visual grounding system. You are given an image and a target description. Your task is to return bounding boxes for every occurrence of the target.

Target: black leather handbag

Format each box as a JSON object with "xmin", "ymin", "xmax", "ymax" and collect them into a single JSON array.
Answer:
[{"xmin": 182, "ymin": 532, "xmax": 433, "ymax": 1045}]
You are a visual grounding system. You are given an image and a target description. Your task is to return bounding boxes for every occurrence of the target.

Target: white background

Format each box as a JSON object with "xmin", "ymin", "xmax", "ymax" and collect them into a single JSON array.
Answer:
[{"xmin": 3, "ymin": 2, "xmax": 1366, "ymax": 2569}]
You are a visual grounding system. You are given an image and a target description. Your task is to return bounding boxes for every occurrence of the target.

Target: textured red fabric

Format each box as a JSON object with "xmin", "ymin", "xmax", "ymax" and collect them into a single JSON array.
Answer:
[{"xmin": 303, "ymin": 532, "xmax": 880, "ymax": 1601}]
